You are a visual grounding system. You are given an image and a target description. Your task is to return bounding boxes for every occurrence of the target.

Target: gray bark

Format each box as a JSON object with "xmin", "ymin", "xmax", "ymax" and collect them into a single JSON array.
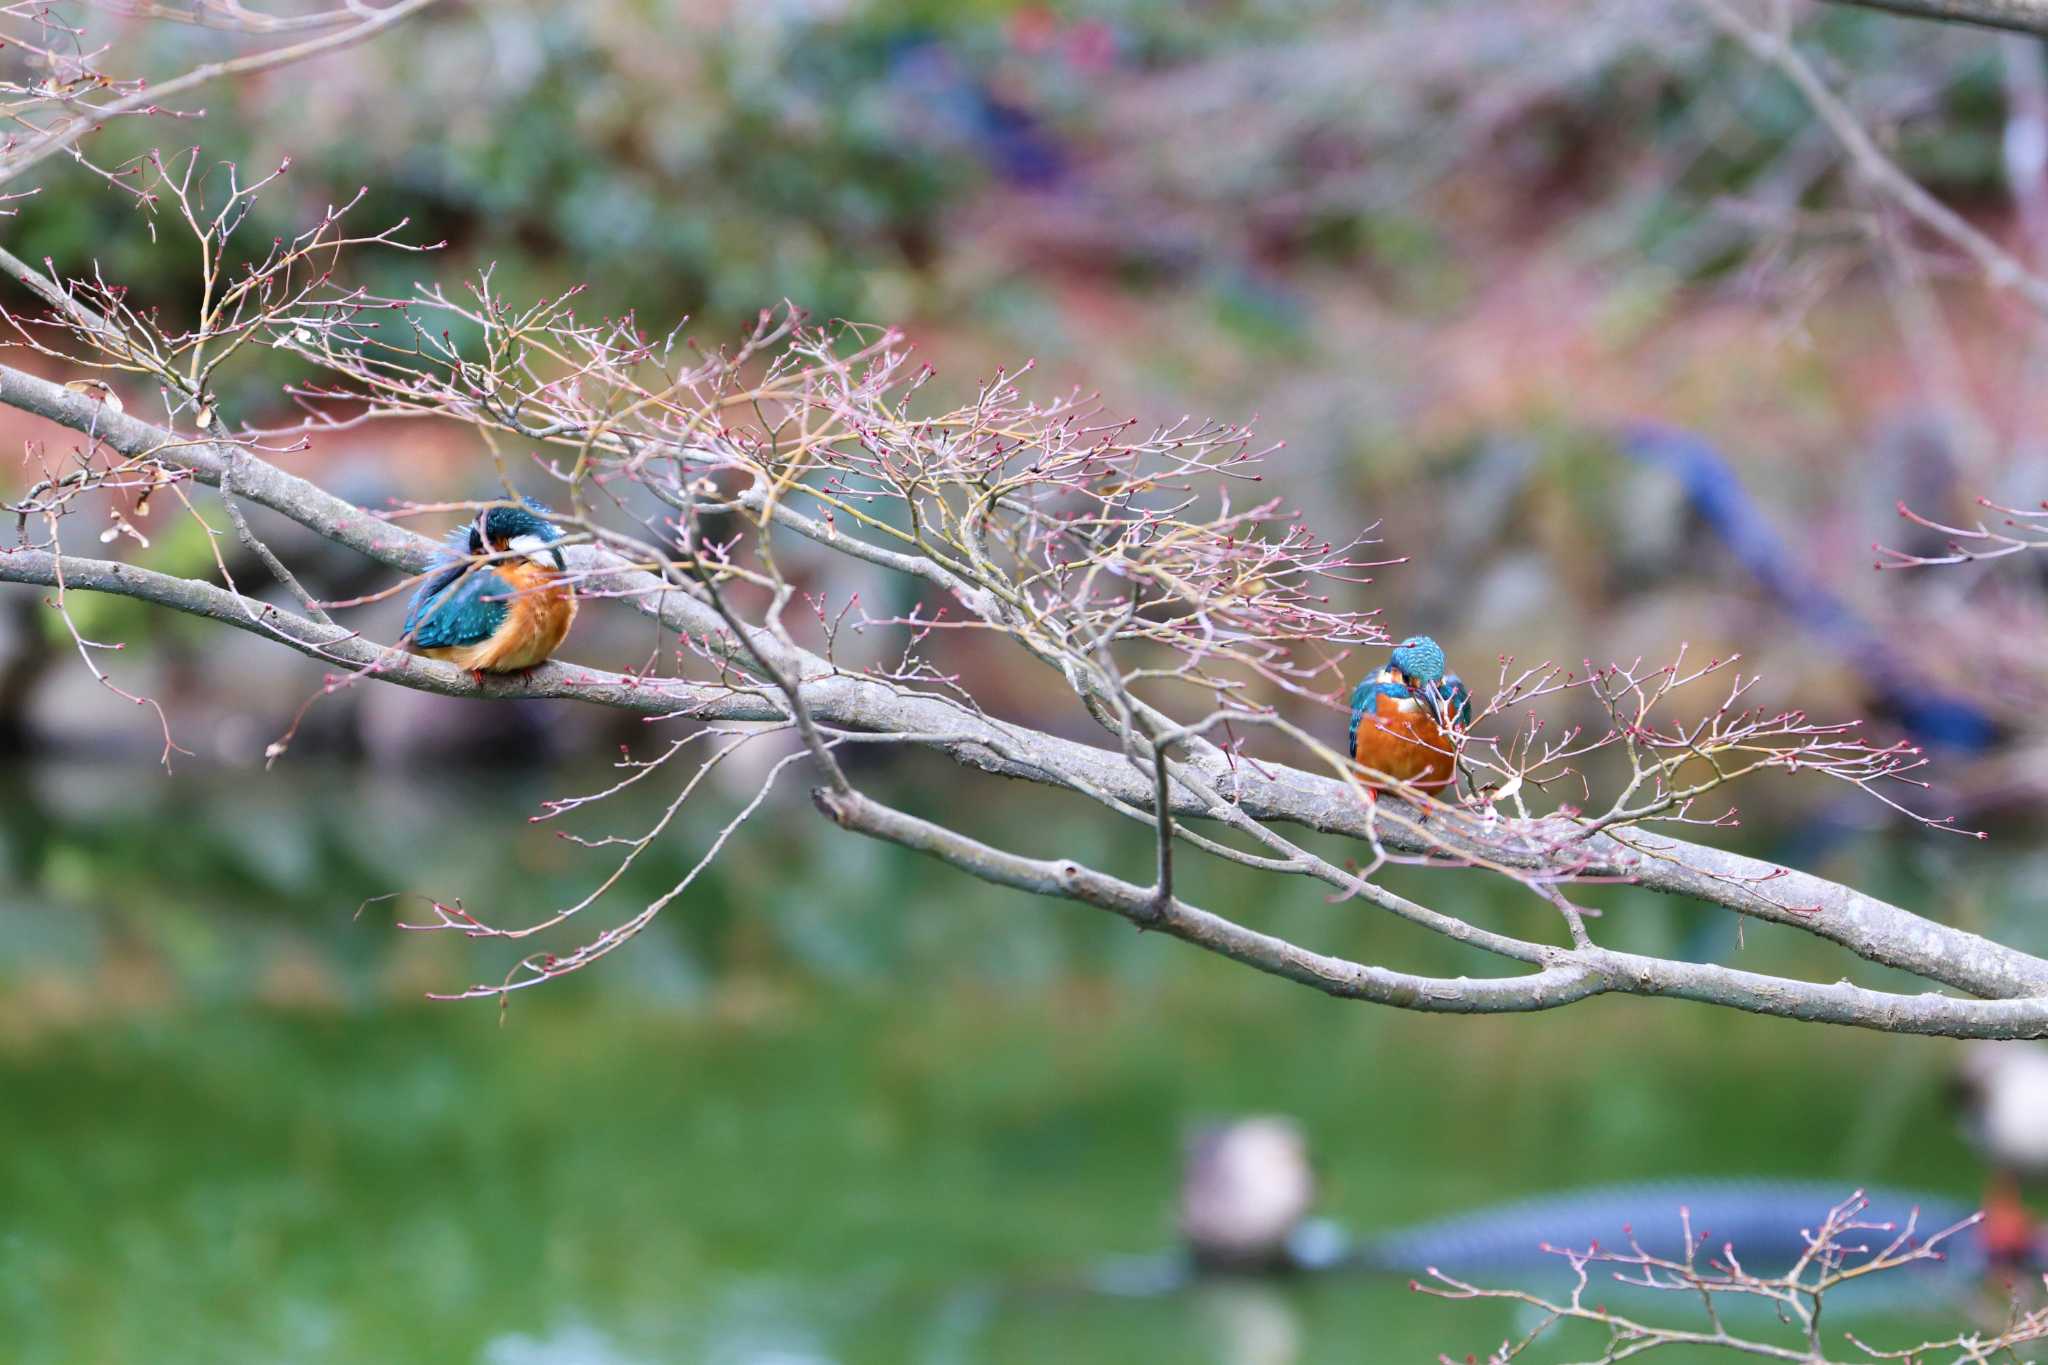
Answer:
[{"xmin": 4, "ymin": 359, "xmax": 2045, "ymax": 1033}]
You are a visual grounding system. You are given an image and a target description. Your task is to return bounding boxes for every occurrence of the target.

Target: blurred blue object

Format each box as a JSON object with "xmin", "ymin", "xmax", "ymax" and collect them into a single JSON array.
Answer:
[
  {"xmin": 887, "ymin": 37, "xmax": 1069, "ymax": 189},
  {"xmin": 1084, "ymin": 1180, "xmax": 1999, "ymax": 1313},
  {"xmin": 1619, "ymin": 423, "xmax": 1998, "ymax": 752},
  {"xmin": 1357, "ymin": 1180, "xmax": 1981, "ymax": 1283}
]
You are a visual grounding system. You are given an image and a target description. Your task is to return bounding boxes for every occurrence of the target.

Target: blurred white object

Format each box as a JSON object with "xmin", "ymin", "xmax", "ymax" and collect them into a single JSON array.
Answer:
[
  {"xmin": 1959, "ymin": 1042, "xmax": 2048, "ymax": 1176},
  {"xmin": 1180, "ymin": 1117, "xmax": 1316, "ymax": 1270},
  {"xmin": 1197, "ymin": 1282, "xmax": 1302, "ymax": 1365}
]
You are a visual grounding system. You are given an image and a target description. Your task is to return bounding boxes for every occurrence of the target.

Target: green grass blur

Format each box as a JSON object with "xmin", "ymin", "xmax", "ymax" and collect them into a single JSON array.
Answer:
[{"xmin": 0, "ymin": 761, "xmax": 2007, "ymax": 1364}]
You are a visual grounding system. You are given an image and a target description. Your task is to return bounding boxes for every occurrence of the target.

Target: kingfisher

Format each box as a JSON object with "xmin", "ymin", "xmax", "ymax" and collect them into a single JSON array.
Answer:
[
  {"xmin": 401, "ymin": 498, "xmax": 577, "ymax": 680},
  {"xmin": 1347, "ymin": 634, "xmax": 1471, "ymax": 797}
]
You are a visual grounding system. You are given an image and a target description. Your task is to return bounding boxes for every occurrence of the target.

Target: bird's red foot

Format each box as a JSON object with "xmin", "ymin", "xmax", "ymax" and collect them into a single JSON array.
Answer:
[{"xmin": 470, "ymin": 668, "xmax": 487, "ymax": 688}]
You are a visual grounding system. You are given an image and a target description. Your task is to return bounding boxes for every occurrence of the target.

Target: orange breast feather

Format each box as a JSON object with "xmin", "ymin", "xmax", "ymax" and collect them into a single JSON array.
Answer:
[
  {"xmin": 1352, "ymin": 692, "xmax": 1454, "ymax": 791},
  {"xmin": 435, "ymin": 560, "xmax": 576, "ymax": 673}
]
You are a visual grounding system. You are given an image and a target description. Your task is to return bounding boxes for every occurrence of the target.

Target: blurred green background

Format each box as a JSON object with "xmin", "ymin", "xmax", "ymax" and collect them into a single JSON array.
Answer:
[
  {"xmin": 3, "ymin": 0, "xmax": 2047, "ymax": 1361},
  {"xmin": 0, "ymin": 761, "xmax": 2017, "ymax": 1363}
]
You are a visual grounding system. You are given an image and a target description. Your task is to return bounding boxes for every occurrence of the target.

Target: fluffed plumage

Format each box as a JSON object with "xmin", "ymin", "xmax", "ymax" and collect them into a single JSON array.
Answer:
[
  {"xmin": 1348, "ymin": 670, "xmax": 1456, "ymax": 792},
  {"xmin": 402, "ymin": 500, "xmax": 576, "ymax": 675},
  {"xmin": 1347, "ymin": 634, "xmax": 1469, "ymax": 794}
]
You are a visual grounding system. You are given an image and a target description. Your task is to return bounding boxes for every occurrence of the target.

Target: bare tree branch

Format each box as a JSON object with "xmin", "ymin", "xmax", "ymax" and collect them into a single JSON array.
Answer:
[
  {"xmin": 4, "ymin": 1, "xmax": 2046, "ymax": 1029},
  {"xmin": 0, "ymin": 0, "xmax": 446, "ymax": 193},
  {"xmin": 6, "ymin": 356, "xmax": 2048, "ymax": 1031},
  {"xmin": 814, "ymin": 786, "xmax": 2048, "ymax": 1036},
  {"xmin": 1706, "ymin": 0, "xmax": 2048, "ymax": 314},
  {"xmin": 1820, "ymin": 0, "xmax": 2048, "ymax": 37},
  {"xmin": 1428, "ymin": 1191, "xmax": 2037, "ymax": 1363}
]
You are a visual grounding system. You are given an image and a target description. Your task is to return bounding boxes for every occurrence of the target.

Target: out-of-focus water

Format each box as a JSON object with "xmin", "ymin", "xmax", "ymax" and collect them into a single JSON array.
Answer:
[{"xmin": 0, "ymin": 760, "xmax": 2018, "ymax": 1363}]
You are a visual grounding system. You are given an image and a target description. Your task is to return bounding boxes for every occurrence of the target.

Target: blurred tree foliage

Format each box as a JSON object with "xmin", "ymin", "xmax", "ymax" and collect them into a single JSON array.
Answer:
[
  {"xmin": 10, "ymin": 0, "xmax": 2013, "ymax": 384},
  {"xmin": 2, "ymin": 0, "xmax": 2031, "ymax": 790}
]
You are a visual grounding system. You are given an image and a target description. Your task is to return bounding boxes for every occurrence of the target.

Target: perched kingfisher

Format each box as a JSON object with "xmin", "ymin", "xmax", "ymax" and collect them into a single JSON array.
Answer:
[
  {"xmin": 1347, "ymin": 634, "xmax": 1471, "ymax": 796},
  {"xmin": 401, "ymin": 499, "xmax": 577, "ymax": 679}
]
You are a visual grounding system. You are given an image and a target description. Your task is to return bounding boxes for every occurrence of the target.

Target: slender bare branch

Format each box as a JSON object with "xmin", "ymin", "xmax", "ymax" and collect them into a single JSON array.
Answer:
[
  {"xmin": 4, "ymin": 349, "xmax": 2047, "ymax": 1024},
  {"xmin": 1820, "ymin": 0, "xmax": 2048, "ymax": 37}
]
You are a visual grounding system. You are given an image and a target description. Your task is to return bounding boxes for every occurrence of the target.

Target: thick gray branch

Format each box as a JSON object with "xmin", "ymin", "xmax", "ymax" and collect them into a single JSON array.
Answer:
[
  {"xmin": 814, "ymin": 787, "xmax": 2048, "ymax": 1037},
  {"xmin": 1820, "ymin": 0, "xmax": 2048, "ymax": 36},
  {"xmin": 814, "ymin": 786, "xmax": 1607, "ymax": 1013},
  {"xmin": 2, "ymin": 358, "xmax": 2045, "ymax": 1016},
  {"xmin": 0, "ymin": 548, "xmax": 787, "ymax": 720},
  {"xmin": 12, "ymin": 548, "xmax": 2033, "ymax": 1035},
  {"xmin": 3, "ymin": 534, "xmax": 2040, "ymax": 1034}
]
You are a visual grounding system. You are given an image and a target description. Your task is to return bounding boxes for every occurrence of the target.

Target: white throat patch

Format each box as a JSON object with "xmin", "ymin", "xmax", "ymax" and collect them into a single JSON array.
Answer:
[{"xmin": 507, "ymin": 533, "xmax": 556, "ymax": 566}]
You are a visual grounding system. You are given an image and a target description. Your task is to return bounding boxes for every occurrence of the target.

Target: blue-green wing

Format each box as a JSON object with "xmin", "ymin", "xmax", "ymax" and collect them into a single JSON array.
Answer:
[
  {"xmin": 1348, "ymin": 677, "xmax": 1407, "ymax": 756},
  {"xmin": 1438, "ymin": 673, "xmax": 1474, "ymax": 727},
  {"xmin": 403, "ymin": 563, "xmax": 511, "ymax": 649}
]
